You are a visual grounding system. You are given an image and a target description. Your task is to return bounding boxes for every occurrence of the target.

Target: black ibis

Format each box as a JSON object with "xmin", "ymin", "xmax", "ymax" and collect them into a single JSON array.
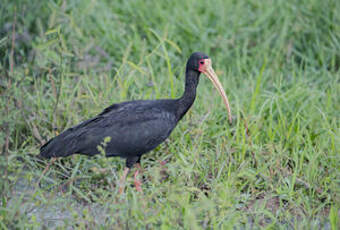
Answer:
[{"xmin": 39, "ymin": 52, "xmax": 232, "ymax": 193}]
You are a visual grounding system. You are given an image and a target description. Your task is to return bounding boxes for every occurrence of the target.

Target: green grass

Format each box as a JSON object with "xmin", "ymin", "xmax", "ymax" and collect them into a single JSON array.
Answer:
[{"xmin": 1, "ymin": 0, "xmax": 339, "ymax": 229}]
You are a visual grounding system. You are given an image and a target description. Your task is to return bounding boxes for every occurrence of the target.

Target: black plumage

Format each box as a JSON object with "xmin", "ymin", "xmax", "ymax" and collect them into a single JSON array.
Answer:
[
  {"xmin": 41, "ymin": 100, "xmax": 179, "ymax": 167},
  {"xmin": 39, "ymin": 52, "xmax": 232, "ymax": 191}
]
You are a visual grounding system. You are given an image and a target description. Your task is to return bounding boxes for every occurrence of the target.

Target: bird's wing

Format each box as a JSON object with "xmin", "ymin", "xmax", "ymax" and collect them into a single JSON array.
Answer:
[
  {"xmin": 40, "ymin": 100, "xmax": 177, "ymax": 158},
  {"xmin": 76, "ymin": 103, "xmax": 177, "ymax": 157}
]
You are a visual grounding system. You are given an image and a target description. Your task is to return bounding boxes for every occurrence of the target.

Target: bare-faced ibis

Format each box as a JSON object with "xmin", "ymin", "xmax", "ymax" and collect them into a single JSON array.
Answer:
[{"xmin": 40, "ymin": 52, "xmax": 232, "ymax": 193}]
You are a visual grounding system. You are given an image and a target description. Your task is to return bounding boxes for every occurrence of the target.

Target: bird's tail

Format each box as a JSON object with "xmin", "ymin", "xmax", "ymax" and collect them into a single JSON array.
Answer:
[
  {"xmin": 39, "ymin": 133, "xmax": 75, "ymax": 158},
  {"xmin": 39, "ymin": 138, "xmax": 56, "ymax": 158},
  {"xmin": 39, "ymin": 117, "xmax": 102, "ymax": 158}
]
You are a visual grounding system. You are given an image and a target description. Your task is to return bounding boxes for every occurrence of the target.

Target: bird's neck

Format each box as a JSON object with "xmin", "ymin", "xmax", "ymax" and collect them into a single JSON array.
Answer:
[{"xmin": 176, "ymin": 69, "xmax": 200, "ymax": 120}]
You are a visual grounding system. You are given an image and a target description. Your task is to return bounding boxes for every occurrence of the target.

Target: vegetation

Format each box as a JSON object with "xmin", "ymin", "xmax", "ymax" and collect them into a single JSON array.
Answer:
[{"xmin": 1, "ymin": 0, "xmax": 339, "ymax": 228}]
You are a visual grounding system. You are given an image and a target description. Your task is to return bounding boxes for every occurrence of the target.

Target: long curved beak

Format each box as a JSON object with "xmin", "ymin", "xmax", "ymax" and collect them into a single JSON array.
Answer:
[{"xmin": 202, "ymin": 59, "xmax": 232, "ymax": 124}]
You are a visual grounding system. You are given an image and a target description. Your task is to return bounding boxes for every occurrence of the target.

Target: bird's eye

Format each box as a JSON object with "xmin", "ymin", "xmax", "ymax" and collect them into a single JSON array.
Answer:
[{"xmin": 200, "ymin": 61, "xmax": 204, "ymax": 64}]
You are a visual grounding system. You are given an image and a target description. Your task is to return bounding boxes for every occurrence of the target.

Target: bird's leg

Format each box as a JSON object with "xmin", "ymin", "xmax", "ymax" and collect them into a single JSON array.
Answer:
[
  {"xmin": 135, "ymin": 160, "xmax": 143, "ymax": 174},
  {"xmin": 133, "ymin": 169, "xmax": 143, "ymax": 193},
  {"xmin": 136, "ymin": 163, "xmax": 141, "ymax": 171},
  {"xmin": 134, "ymin": 157, "xmax": 143, "ymax": 193},
  {"xmin": 118, "ymin": 167, "xmax": 129, "ymax": 194},
  {"xmin": 119, "ymin": 156, "xmax": 142, "ymax": 194}
]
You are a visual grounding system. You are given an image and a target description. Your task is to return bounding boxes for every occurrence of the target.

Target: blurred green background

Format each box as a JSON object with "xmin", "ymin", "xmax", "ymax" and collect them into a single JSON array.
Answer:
[{"xmin": 0, "ymin": 0, "xmax": 339, "ymax": 229}]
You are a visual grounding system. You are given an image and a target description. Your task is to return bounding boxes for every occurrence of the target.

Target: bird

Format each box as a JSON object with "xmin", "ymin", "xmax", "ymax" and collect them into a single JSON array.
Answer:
[{"xmin": 39, "ymin": 52, "xmax": 232, "ymax": 193}]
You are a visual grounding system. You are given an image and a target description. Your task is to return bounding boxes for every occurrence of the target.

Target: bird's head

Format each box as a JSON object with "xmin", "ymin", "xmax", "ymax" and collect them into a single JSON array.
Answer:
[{"xmin": 187, "ymin": 52, "xmax": 232, "ymax": 124}]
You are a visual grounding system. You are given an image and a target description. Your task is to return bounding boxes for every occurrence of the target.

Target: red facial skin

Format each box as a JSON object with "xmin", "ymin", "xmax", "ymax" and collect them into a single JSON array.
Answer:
[{"xmin": 198, "ymin": 59, "xmax": 207, "ymax": 72}]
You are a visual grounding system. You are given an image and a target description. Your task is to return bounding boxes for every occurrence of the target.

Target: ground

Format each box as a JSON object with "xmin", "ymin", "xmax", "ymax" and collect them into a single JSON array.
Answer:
[{"xmin": 0, "ymin": 0, "xmax": 339, "ymax": 229}]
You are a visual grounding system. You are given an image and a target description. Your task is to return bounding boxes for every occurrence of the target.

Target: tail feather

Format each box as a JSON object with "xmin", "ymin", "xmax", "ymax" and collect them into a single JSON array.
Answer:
[
  {"xmin": 39, "ymin": 116, "xmax": 104, "ymax": 158},
  {"xmin": 39, "ymin": 138, "xmax": 54, "ymax": 158},
  {"xmin": 39, "ymin": 130, "xmax": 78, "ymax": 158}
]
